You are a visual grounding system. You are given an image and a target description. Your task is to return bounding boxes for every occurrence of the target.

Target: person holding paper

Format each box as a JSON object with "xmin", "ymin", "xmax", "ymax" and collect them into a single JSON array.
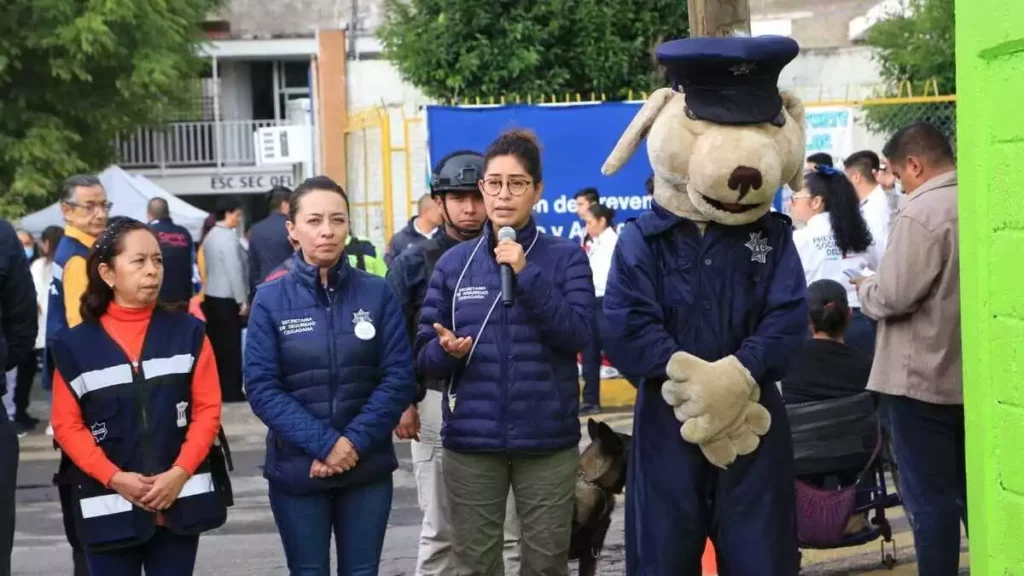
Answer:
[{"xmin": 790, "ymin": 165, "xmax": 877, "ymax": 358}]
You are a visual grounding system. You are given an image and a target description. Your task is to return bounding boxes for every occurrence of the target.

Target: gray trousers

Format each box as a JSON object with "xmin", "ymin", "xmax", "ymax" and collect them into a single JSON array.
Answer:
[
  {"xmin": 444, "ymin": 445, "xmax": 578, "ymax": 576},
  {"xmin": 412, "ymin": 391, "xmax": 521, "ymax": 575},
  {"xmin": 0, "ymin": 408, "xmax": 18, "ymax": 576}
]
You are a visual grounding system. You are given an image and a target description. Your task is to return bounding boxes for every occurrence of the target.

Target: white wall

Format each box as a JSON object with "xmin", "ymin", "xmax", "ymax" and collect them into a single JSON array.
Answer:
[
  {"xmin": 780, "ymin": 46, "xmax": 882, "ymax": 101},
  {"xmin": 347, "ymin": 59, "xmax": 428, "ymax": 113}
]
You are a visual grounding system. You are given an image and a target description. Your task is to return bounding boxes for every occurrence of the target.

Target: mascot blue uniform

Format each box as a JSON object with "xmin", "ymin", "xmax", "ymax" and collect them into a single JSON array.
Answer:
[{"xmin": 601, "ymin": 36, "xmax": 810, "ymax": 575}]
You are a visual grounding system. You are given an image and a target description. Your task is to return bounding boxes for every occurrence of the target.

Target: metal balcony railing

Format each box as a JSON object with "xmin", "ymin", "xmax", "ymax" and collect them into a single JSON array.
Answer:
[{"xmin": 114, "ymin": 120, "xmax": 286, "ymax": 169}]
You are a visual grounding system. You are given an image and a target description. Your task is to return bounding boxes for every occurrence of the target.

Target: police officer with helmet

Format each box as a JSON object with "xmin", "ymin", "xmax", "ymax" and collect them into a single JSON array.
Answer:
[{"xmin": 387, "ymin": 150, "xmax": 522, "ymax": 576}]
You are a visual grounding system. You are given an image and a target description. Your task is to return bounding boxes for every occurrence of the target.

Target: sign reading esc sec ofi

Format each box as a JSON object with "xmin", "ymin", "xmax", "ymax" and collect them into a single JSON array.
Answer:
[{"xmin": 426, "ymin": 103, "xmax": 655, "ymax": 243}]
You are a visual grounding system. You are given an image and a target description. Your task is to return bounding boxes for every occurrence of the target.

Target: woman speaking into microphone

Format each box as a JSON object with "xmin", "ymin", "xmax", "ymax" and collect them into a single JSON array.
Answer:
[{"xmin": 416, "ymin": 129, "xmax": 595, "ymax": 575}]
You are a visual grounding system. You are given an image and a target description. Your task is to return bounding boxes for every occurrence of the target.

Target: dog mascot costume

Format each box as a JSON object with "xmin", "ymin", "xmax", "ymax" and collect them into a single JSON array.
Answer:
[{"xmin": 602, "ymin": 36, "xmax": 809, "ymax": 575}]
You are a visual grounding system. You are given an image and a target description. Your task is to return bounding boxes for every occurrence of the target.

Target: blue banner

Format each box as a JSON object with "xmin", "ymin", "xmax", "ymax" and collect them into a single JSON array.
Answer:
[{"xmin": 426, "ymin": 103, "xmax": 652, "ymax": 241}]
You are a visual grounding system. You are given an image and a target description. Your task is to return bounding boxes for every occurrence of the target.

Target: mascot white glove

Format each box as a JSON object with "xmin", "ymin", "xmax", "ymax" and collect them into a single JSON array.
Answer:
[{"xmin": 662, "ymin": 352, "xmax": 772, "ymax": 468}]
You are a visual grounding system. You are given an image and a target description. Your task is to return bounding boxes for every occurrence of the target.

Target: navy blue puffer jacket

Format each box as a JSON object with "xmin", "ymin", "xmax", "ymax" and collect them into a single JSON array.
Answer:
[
  {"xmin": 245, "ymin": 253, "xmax": 415, "ymax": 495},
  {"xmin": 415, "ymin": 219, "xmax": 595, "ymax": 453}
]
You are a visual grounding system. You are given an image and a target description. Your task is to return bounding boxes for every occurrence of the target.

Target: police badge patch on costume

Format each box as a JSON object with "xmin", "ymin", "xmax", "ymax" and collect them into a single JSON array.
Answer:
[
  {"xmin": 353, "ymin": 309, "xmax": 376, "ymax": 341},
  {"xmin": 176, "ymin": 401, "xmax": 189, "ymax": 428},
  {"xmin": 745, "ymin": 231, "xmax": 773, "ymax": 263},
  {"xmin": 91, "ymin": 422, "xmax": 107, "ymax": 443}
]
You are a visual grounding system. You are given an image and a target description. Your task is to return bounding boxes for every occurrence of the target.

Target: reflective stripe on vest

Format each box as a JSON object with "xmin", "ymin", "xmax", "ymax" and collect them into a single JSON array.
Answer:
[
  {"xmin": 67, "ymin": 353, "xmax": 195, "ymax": 398},
  {"xmin": 80, "ymin": 472, "xmax": 215, "ymax": 519}
]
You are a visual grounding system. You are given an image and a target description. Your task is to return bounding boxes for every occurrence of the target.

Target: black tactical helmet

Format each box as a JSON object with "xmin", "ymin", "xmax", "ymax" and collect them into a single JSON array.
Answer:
[{"xmin": 431, "ymin": 150, "xmax": 484, "ymax": 196}]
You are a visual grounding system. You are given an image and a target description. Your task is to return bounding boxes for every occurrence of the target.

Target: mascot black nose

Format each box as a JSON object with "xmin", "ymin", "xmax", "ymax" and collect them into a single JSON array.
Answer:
[{"xmin": 727, "ymin": 166, "xmax": 763, "ymax": 201}]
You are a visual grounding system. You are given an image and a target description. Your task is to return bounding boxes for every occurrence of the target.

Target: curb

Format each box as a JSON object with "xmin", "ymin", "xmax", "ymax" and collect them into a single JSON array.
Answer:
[{"xmin": 583, "ymin": 378, "xmax": 637, "ymax": 408}]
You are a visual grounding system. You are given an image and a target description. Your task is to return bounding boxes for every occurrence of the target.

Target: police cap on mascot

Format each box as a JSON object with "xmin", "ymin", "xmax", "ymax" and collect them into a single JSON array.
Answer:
[{"xmin": 601, "ymin": 35, "xmax": 809, "ymax": 575}]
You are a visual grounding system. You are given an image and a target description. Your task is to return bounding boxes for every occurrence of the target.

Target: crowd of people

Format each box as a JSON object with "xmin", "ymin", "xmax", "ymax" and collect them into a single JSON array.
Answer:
[{"xmin": 0, "ymin": 119, "xmax": 966, "ymax": 576}]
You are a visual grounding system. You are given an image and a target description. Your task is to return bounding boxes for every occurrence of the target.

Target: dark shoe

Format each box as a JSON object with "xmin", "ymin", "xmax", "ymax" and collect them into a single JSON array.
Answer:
[
  {"xmin": 14, "ymin": 421, "xmax": 32, "ymax": 438},
  {"xmin": 15, "ymin": 414, "xmax": 37, "ymax": 431},
  {"xmin": 579, "ymin": 403, "xmax": 601, "ymax": 416}
]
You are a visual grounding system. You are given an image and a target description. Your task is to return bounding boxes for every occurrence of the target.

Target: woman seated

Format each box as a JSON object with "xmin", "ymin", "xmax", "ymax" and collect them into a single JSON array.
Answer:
[{"xmin": 782, "ymin": 279, "xmax": 872, "ymax": 405}]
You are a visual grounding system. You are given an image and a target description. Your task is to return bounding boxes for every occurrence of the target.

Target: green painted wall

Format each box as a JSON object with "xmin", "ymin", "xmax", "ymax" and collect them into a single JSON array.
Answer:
[{"xmin": 957, "ymin": 1, "xmax": 1024, "ymax": 574}]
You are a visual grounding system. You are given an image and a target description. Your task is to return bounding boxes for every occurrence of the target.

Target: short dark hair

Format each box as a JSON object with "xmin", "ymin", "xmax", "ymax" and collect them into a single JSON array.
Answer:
[
  {"xmin": 81, "ymin": 217, "xmax": 160, "ymax": 323},
  {"xmin": 289, "ymin": 176, "xmax": 350, "ymax": 221},
  {"xmin": 882, "ymin": 121, "xmax": 955, "ymax": 168},
  {"xmin": 484, "ymin": 129, "xmax": 542, "ymax": 184},
  {"xmin": 587, "ymin": 203, "xmax": 616, "ymax": 227},
  {"xmin": 214, "ymin": 196, "xmax": 242, "ymax": 221},
  {"xmin": 268, "ymin": 186, "xmax": 292, "ymax": 210},
  {"xmin": 806, "ymin": 153, "xmax": 833, "ymax": 167},
  {"xmin": 147, "ymin": 197, "xmax": 170, "ymax": 220},
  {"xmin": 575, "ymin": 187, "xmax": 600, "ymax": 204},
  {"xmin": 60, "ymin": 174, "xmax": 103, "ymax": 203},
  {"xmin": 843, "ymin": 150, "xmax": 880, "ymax": 184},
  {"xmin": 808, "ymin": 279, "xmax": 850, "ymax": 338}
]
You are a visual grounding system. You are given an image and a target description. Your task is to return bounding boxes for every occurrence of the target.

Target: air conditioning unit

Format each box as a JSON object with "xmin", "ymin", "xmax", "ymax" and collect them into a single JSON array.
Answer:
[{"xmin": 254, "ymin": 125, "xmax": 310, "ymax": 166}]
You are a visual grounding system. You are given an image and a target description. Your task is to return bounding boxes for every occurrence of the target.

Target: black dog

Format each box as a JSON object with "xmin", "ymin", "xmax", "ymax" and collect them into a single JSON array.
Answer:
[{"xmin": 570, "ymin": 419, "xmax": 631, "ymax": 576}]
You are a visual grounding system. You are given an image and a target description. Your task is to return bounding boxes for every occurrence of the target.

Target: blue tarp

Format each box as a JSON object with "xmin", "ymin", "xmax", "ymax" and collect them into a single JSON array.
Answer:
[{"xmin": 426, "ymin": 103, "xmax": 652, "ymax": 241}]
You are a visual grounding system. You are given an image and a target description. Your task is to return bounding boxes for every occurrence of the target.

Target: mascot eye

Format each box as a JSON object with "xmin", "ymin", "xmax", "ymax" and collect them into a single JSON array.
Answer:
[{"xmin": 770, "ymin": 111, "xmax": 787, "ymax": 128}]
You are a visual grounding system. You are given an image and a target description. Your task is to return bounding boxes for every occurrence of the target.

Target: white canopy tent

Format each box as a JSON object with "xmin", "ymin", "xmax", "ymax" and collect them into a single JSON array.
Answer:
[{"xmin": 17, "ymin": 166, "xmax": 209, "ymax": 239}]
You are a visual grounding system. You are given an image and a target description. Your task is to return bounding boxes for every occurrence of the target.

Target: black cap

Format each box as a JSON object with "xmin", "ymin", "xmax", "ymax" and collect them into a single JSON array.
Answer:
[
  {"xmin": 431, "ymin": 151, "xmax": 484, "ymax": 195},
  {"xmin": 656, "ymin": 35, "xmax": 800, "ymax": 125}
]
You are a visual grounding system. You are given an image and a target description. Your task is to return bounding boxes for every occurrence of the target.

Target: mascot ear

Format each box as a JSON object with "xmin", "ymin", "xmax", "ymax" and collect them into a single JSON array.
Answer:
[
  {"xmin": 781, "ymin": 90, "xmax": 807, "ymax": 192},
  {"xmin": 601, "ymin": 87, "xmax": 675, "ymax": 176}
]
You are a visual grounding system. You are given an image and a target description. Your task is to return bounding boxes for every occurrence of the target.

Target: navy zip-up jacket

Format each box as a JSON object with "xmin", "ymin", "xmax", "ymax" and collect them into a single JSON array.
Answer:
[
  {"xmin": 244, "ymin": 252, "xmax": 415, "ymax": 495},
  {"xmin": 603, "ymin": 203, "xmax": 808, "ymax": 386},
  {"xmin": 415, "ymin": 219, "xmax": 595, "ymax": 453},
  {"xmin": 149, "ymin": 217, "xmax": 195, "ymax": 304},
  {"xmin": 0, "ymin": 219, "xmax": 37, "ymax": 381},
  {"xmin": 247, "ymin": 212, "xmax": 293, "ymax": 292}
]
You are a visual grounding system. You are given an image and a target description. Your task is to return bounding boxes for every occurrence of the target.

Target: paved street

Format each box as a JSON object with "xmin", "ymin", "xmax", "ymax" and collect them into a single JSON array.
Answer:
[{"xmin": 10, "ymin": 402, "xmax": 967, "ymax": 575}]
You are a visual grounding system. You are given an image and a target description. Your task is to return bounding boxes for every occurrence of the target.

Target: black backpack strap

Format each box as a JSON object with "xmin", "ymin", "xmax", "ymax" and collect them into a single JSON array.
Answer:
[
  {"xmin": 217, "ymin": 426, "xmax": 234, "ymax": 472},
  {"xmin": 356, "ymin": 252, "xmax": 366, "ymax": 271}
]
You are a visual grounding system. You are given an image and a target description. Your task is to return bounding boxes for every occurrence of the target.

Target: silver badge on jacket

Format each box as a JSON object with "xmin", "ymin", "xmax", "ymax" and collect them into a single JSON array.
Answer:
[{"xmin": 353, "ymin": 309, "xmax": 376, "ymax": 341}]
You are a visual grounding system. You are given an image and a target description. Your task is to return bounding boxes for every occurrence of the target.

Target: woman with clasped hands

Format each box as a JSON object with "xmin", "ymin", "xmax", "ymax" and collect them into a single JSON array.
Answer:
[
  {"xmin": 51, "ymin": 217, "xmax": 225, "ymax": 575},
  {"xmin": 416, "ymin": 129, "xmax": 596, "ymax": 576},
  {"xmin": 244, "ymin": 176, "xmax": 416, "ymax": 575}
]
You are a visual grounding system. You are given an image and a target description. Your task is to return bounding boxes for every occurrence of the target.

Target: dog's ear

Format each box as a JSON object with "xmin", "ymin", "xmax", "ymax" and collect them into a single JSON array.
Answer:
[
  {"xmin": 587, "ymin": 418, "xmax": 604, "ymax": 443},
  {"xmin": 596, "ymin": 421, "xmax": 624, "ymax": 455},
  {"xmin": 601, "ymin": 87, "xmax": 675, "ymax": 176}
]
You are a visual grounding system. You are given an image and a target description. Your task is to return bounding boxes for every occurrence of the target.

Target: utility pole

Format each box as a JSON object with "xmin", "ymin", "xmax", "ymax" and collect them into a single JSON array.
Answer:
[{"xmin": 687, "ymin": 0, "xmax": 752, "ymax": 37}]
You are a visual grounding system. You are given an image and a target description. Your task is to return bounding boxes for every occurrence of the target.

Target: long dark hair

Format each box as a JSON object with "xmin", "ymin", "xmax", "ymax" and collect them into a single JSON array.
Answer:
[
  {"xmin": 808, "ymin": 279, "xmax": 850, "ymax": 339},
  {"xmin": 41, "ymin": 226, "xmax": 64, "ymax": 261},
  {"xmin": 804, "ymin": 166, "xmax": 873, "ymax": 256},
  {"xmin": 81, "ymin": 217, "xmax": 159, "ymax": 324}
]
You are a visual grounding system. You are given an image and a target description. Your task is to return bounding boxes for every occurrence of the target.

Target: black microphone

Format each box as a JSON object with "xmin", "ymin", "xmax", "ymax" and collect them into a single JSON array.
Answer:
[{"xmin": 498, "ymin": 226, "xmax": 517, "ymax": 308}]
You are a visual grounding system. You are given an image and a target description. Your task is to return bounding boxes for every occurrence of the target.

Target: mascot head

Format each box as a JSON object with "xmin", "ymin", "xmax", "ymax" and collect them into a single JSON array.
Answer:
[{"xmin": 603, "ymin": 36, "xmax": 806, "ymax": 226}]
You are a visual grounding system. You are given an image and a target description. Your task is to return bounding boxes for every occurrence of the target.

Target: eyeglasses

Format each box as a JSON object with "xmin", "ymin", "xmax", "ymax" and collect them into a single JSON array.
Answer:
[
  {"xmin": 65, "ymin": 201, "xmax": 113, "ymax": 214},
  {"xmin": 481, "ymin": 177, "xmax": 533, "ymax": 197},
  {"xmin": 789, "ymin": 193, "xmax": 812, "ymax": 202}
]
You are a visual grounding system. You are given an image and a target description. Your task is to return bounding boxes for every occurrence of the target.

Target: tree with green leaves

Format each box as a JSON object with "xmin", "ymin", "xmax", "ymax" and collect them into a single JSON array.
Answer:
[
  {"xmin": 864, "ymin": 0, "xmax": 956, "ymax": 145},
  {"xmin": 0, "ymin": 0, "xmax": 221, "ymax": 218},
  {"xmin": 377, "ymin": 0, "xmax": 689, "ymax": 102}
]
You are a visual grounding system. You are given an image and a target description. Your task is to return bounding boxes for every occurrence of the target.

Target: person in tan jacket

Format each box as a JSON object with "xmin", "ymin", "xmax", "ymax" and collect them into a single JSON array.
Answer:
[{"xmin": 851, "ymin": 121, "xmax": 963, "ymax": 576}]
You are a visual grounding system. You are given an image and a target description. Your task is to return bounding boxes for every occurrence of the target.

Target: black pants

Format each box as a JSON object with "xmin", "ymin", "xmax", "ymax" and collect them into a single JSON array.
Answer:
[
  {"xmin": 0, "ymin": 409, "xmax": 18, "ymax": 576},
  {"xmin": 882, "ymin": 394, "xmax": 966, "ymax": 576},
  {"xmin": 202, "ymin": 296, "xmax": 245, "ymax": 402},
  {"xmin": 13, "ymin": 350, "xmax": 39, "ymax": 421}
]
